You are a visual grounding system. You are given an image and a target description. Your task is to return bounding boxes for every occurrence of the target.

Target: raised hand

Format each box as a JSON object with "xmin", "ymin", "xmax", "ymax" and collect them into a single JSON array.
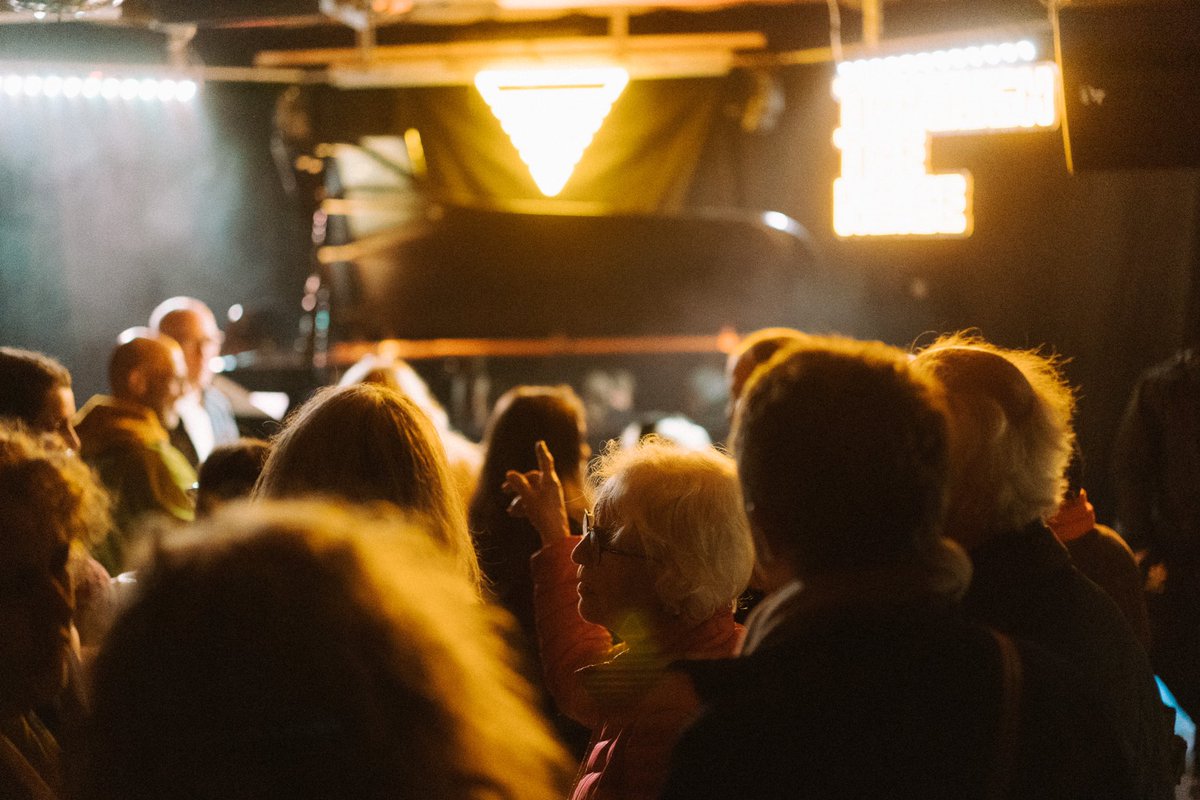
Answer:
[{"xmin": 502, "ymin": 440, "xmax": 572, "ymax": 548}]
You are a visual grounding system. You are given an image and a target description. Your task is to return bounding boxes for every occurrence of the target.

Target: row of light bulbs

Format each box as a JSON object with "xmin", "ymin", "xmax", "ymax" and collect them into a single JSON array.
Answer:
[{"xmin": 0, "ymin": 72, "xmax": 198, "ymax": 102}]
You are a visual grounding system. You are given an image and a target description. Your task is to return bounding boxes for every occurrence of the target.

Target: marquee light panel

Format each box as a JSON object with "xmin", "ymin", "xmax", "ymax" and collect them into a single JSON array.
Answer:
[
  {"xmin": 475, "ymin": 66, "xmax": 629, "ymax": 197},
  {"xmin": 831, "ymin": 40, "xmax": 1058, "ymax": 238},
  {"xmin": 0, "ymin": 70, "xmax": 198, "ymax": 102}
]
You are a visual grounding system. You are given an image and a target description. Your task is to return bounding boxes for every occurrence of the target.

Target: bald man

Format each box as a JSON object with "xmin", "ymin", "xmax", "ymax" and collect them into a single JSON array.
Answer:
[
  {"xmin": 76, "ymin": 332, "xmax": 196, "ymax": 572},
  {"xmin": 150, "ymin": 297, "xmax": 239, "ymax": 467}
]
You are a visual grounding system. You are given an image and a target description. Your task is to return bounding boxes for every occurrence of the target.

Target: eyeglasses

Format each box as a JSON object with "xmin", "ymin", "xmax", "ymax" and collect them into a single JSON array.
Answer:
[{"xmin": 582, "ymin": 509, "xmax": 650, "ymax": 564}]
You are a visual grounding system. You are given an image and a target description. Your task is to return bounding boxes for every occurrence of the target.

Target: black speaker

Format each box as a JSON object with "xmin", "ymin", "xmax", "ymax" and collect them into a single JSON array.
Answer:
[{"xmin": 1057, "ymin": 2, "xmax": 1200, "ymax": 170}]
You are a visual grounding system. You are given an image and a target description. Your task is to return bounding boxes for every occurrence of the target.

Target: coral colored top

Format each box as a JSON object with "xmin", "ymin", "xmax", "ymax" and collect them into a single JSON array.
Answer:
[{"xmin": 531, "ymin": 537, "xmax": 742, "ymax": 800}]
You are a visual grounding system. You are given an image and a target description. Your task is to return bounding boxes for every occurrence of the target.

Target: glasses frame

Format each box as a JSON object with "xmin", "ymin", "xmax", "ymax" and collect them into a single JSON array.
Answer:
[{"xmin": 582, "ymin": 509, "xmax": 650, "ymax": 564}]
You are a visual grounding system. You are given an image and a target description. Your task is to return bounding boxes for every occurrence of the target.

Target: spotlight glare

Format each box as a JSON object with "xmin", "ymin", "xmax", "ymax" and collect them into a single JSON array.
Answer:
[
  {"xmin": 22, "ymin": 75, "xmax": 42, "ymax": 97},
  {"xmin": 176, "ymin": 80, "xmax": 197, "ymax": 101},
  {"xmin": 156, "ymin": 78, "xmax": 176, "ymax": 101},
  {"xmin": 3, "ymin": 75, "xmax": 20, "ymax": 96},
  {"xmin": 42, "ymin": 75, "xmax": 62, "ymax": 97},
  {"xmin": 101, "ymin": 77, "xmax": 120, "ymax": 98},
  {"xmin": 62, "ymin": 76, "xmax": 82, "ymax": 97},
  {"xmin": 82, "ymin": 76, "xmax": 101, "ymax": 97},
  {"xmin": 138, "ymin": 78, "xmax": 157, "ymax": 100},
  {"xmin": 1016, "ymin": 40, "xmax": 1037, "ymax": 62},
  {"xmin": 120, "ymin": 78, "xmax": 139, "ymax": 99}
]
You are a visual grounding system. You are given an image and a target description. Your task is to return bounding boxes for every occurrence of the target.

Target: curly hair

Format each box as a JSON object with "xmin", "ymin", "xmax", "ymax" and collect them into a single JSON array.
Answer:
[
  {"xmin": 912, "ymin": 333, "xmax": 1076, "ymax": 541},
  {"xmin": 76, "ymin": 500, "xmax": 573, "ymax": 800},
  {"xmin": 0, "ymin": 423, "xmax": 109, "ymax": 550},
  {"xmin": 590, "ymin": 437, "xmax": 754, "ymax": 625},
  {"xmin": 253, "ymin": 384, "xmax": 479, "ymax": 588}
]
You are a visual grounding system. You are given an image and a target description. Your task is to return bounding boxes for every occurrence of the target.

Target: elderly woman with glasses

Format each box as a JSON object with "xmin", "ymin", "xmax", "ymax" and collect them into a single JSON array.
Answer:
[{"xmin": 504, "ymin": 437, "xmax": 755, "ymax": 800}]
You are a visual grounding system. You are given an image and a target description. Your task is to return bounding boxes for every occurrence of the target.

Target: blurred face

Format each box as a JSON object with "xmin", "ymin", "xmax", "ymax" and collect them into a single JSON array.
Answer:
[
  {"xmin": 571, "ymin": 492, "xmax": 663, "ymax": 638},
  {"xmin": 160, "ymin": 309, "xmax": 223, "ymax": 391},
  {"xmin": 0, "ymin": 516, "xmax": 74, "ymax": 718},
  {"xmin": 143, "ymin": 347, "xmax": 188, "ymax": 429},
  {"xmin": 36, "ymin": 385, "xmax": 81, "ymax": 453}
]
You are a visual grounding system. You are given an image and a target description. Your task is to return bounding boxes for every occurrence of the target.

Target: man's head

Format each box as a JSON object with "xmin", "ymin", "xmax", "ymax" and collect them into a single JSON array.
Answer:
[
  {"xmin": 109, "ymin": 333, "xmax": 188, "ymax": 428},
  {"xmin": 725, "ymin": 327, "xmax": 809, "ymax": 419},
  {"xmin": 734, "ymin": 336, "xmax": 953, "ymax": 583},
  {"xmin": 911, "ymin": 334, "xmax": 1075, "ymax": 549},
  {"xmin": 150, "ymin": 297, "xmax": 223, "ymax": 391},
  {"xmin": 0, "ymin": 347, "xmax": 80, "ymax": 452},
  {"xmin": 0, "ymin": 425, "xmax": 108, "ymax": 718}
]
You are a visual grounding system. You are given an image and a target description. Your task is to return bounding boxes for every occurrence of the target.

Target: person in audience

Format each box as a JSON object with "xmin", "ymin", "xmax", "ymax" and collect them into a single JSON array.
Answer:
[
  {"xmin": 0, "ymin": 348, "xmax": 81, "ymax": 453},
  {"xmin": 504, "ymin": 437, "xmax": 755, "ymax": 800},
  {"xmin": 195, "ymin": 438, "xmax": 270, "ymax": 518},
  {"xmin": 339, "ymin": 353, "xmax": 483, "ymax": 504},
  {"xmin": 73, "ymin": 500, "xmax": 573, "ymax": 800},
  {"xmin": 724, "ymin": 326, "xmax": 808, "ymax": 419},
  {"xmin": 662, "ymin": 335, "xmax": 1134, "ymax": 799},
  {"xmin": 468, "ymin": 385, "xmax": 591, "ymax": 756},
  {"xmin": 912, "ymin": 333, "xmax": 1180, "ymax": 799},
  {"xmin": 149, "ymin": 297, "xmax": 240, "ymax": 467},
  {"xmin": 1047, "ymin": 445, "xmax": 1152, "ymax": 650},
  {"xmin": 0, "ymin": 348, "xmax": 112, "ymax": 645},
  {"xmin": 253, "ymin": 383, "xmax": 479, "ymax": 587},
  {"xmin": 1113, "ymin": 347, "xmax": 1200, "ymax": 761},
  {"xmin": 1, "ymin": 425, "xmax": 108, "ymax": 800},
  {"xmin": 75, "ymin": 332, "xmax": 195, "ymax": 574}
]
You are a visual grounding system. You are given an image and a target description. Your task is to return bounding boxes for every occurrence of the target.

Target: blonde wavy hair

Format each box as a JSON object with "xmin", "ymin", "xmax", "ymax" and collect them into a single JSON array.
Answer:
[
  {"xmin": 78, "ymin": 500, "xmax": 572, "ymax": 800},
  {"xmin": 590, "ymin": 437, "xmax": 754, "ymax": 625},
  {"xmin": 912, "ymin": 333, "xmax": 1076, "ymax": 540}
]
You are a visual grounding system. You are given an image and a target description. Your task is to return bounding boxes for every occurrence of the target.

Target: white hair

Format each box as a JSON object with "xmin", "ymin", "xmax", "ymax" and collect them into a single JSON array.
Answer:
[
  {"xmin": 591, "ymin": 437, "xmax": 754, "ymax": 625},
  {"xmin": 913, "ymin": 334, "xmax": 1075, "ymax": 538}
]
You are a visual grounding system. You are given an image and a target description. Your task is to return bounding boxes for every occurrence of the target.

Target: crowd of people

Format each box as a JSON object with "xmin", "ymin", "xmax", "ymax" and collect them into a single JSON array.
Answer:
[{"xmin": 0, "ymin": 299, "xmax": 1195, "ymax": 799}]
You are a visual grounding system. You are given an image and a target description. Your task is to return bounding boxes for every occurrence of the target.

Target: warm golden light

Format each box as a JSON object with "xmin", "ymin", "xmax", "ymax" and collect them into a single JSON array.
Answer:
[
  {"xmin": 831, "ymin": 40, "xmax": 1058, "ymax": 238},
  {"xmin": 475, "ymin": 66, "xmax": 629, "ymax": 196}
]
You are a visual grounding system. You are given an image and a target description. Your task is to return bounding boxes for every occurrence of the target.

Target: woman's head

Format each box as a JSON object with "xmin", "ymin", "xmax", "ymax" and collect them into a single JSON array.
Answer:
[
  {"xmin": 254, "ymin": 384, "xmax": 478, "ymax": 585},
  {"xmin": 0, "ymin": 424, "xmax": 108, "ymax": 717},
  {"xmin": 77, "ymin": 500, "xmax": 572, "ymax": 800},
  {"xmin": 912, "ymin": 333, "xmax": 1075, "ymax": 547},
  {"xmin": 572, "ymin": 438, "xmax": 754, "ymax": 633},
  {"xmin": 471, "ymin": 386, "xmax": 588, "ymax": 517}
]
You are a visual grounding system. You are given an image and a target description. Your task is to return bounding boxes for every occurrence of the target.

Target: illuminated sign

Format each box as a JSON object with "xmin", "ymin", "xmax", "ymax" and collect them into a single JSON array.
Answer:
[
  {"xmin": 475, "ymin": 66, "xmax": 629, "ymax": 197},
  {"xmin": 831, "ymin": 41, "xmax": 1058, "ymax": 237}
]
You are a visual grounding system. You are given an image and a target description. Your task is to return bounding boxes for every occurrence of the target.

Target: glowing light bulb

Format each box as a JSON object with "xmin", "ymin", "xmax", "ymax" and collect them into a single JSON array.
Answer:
[{"xmin": 475, "ymin": 66, "xmax": 629, "ymax": 197}]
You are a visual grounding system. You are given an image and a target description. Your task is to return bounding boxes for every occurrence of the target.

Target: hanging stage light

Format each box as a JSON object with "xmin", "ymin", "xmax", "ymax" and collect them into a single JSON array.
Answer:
[
  {"xmin": 5, "ymin": 0, "xmax": 123, "ymax": 19},
  {"xmin": 475, "ymin": 66, "xmax": 629, "ymax": 197}
]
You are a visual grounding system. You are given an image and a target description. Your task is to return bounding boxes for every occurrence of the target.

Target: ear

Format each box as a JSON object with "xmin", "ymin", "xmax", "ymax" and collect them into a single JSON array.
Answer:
[
  {"xmin": 746, "ymin": 502, "xmax": 794, "ymax": 592},
  {"xmin": 126, "ymin": 366, "xmax": 149, "ymax": 400}
]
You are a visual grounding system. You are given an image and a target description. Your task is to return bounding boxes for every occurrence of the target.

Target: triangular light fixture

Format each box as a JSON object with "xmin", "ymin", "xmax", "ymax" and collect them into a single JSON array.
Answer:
[{"xmin": 475, "ymin": 66, "xmax": 629, "ymax": 197}]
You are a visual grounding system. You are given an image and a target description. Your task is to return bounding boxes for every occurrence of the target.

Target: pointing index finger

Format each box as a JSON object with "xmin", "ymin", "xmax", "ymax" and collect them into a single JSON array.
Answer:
[{"xmin": 536, "ymin": 440, "xmax": 556, "ymax": 474}]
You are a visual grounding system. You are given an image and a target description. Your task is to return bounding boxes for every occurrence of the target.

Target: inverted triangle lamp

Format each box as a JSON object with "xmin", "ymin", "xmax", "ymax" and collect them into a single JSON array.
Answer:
[{"xmin": 475, "ymin": 66, "xmax": 630, "ymax": 197}]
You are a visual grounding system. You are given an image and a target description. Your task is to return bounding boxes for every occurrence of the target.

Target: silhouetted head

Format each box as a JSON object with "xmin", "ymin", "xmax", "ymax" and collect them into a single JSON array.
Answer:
[
  {"xmin": 0, "ymin": 347, "xmax": 79, "ymax": 452},
  {"xmin": 254, "ymin": 383, "xmax": 478, "ymax": 587},
  {"xmin": 77, "ymin": 500, "xmax": 571, "ymax": 800},
  {"xmin": 735, "ymin": 335, "xmax": 961, "ymax": 590},
  {"xmin": 109, "ymin": 332, "xmax": 188, "ymax": 428},
  {"xmin": 912, "ymin": 334, "xmax": 1075, "ymax": 549}
]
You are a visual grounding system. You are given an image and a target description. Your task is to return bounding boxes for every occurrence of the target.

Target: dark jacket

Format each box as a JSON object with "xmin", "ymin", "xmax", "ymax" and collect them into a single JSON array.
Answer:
[
  {"xmin": 964, "ymin": 522, "xmax": 1178, "ymax": 800},
  {"xmin": 661, "ymin": 591, "xmax": 1134, "ymax": 800}
]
